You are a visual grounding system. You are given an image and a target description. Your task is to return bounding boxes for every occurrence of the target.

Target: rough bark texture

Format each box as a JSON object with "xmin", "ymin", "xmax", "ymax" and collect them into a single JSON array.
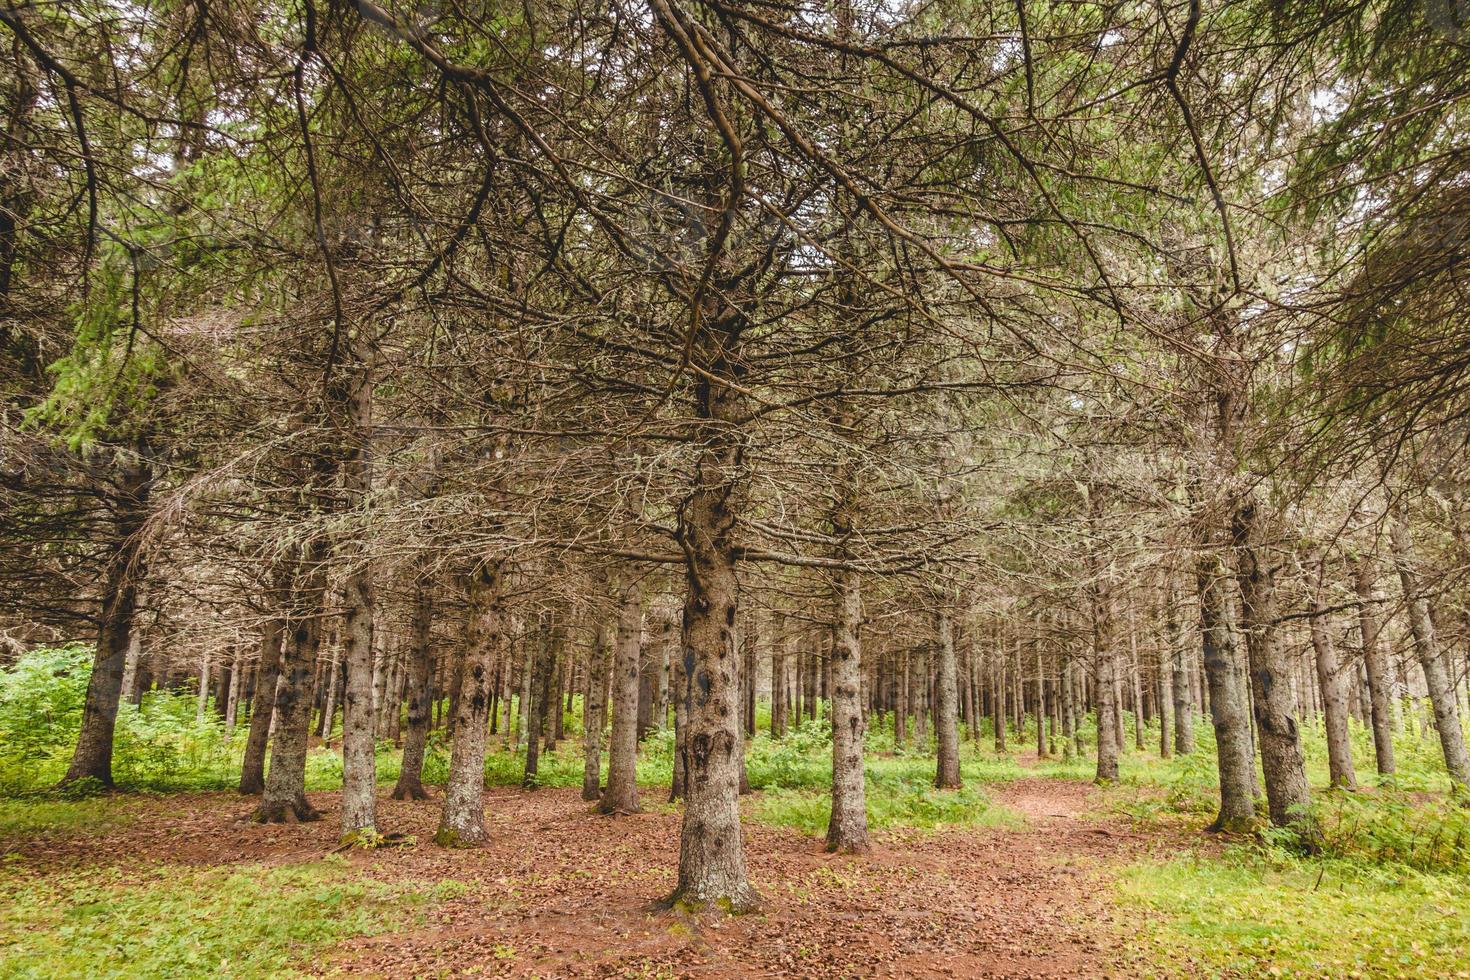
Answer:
[
  {"xmin": 253, "ymin": 554, "xmax": 327, "ymax": 824},
  {"xmin": 1060, "ymin": 654, "xmax": 1076, "ymax": 757},
  {"xmin": 933, "ymin": 611, "xmax": 962, "ymax": 789},
  {"xmin": 825, "ymin": 568, "xmax": 869, "ymax": 853},
  {"xmin": 600, "ymin": 583, "xmax": 642, "ymax": 815},
  {"xmin": 121, "ymin": 624, "xmax": 145, "ymax": 706},
  {"xmin": 1390, "ymin": 515, "xmax": 1470, "ymax": 792},
  {"xmin": 1198, "ymin": 550, "xmax": 1257, "ymax": 833},
  {"xmin": 912, "ymin": 648, "xmax": 929, "ymax": 745},
  {"xmin": 665, "ymin": 304, "xmax": 758, "ymax": 913},
  {"xmin": 60, "ymin": 455, "xmax": 151, "ymax": 788},
  {"xmin": 1171, "ymin": 616, "xmax": 1195, "ymax": 755},
  {"xmin": 1233, "ymin": 500, "xmax": 1312, "ymax": 832},
  {"xmin": 582, "ymin": 617, "xmax": 612, "ymax": 802},
  {"xmin": 391, "ymin": 583, "xmax": 435, "ymax": 801},
  {"xmin": 339, "ymin": 560, "xmax": 378, "ymax": 840},
  {"xmin": 436, "ymin": 564, "xmax": 502, "ymax": 847},
  {"xmin": 1354, "ymin": 555, "xmax": 1398, "ymax": 777},
  {"xmin": 239, "ymin": 612, "xmax": 286, "ymax": 794},
  {"xmin": 1157, "ymin": 630, "xmax": 1174, "ymax": 759},
  {"xmin": 1308, "ymin": 553, "xmax": 1357, "ymax": 790},
  {"xmin": 1093, "ymin": 589, "xmax": 1120, "ymax": 783}
]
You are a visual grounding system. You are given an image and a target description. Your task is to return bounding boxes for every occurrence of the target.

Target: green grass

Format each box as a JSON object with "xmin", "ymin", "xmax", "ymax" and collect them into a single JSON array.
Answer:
[
  {"xmin": 753, "ymin": 779, "xmax": 1022, "ymax": 835},
  {"xmin": 1115, "ymin": 849, "xmax": 1470, "ymax": 978},
  {"xmin": 0, "ymin": 796, "xmax": 137, "ymax": 836},
  {"xmin": 0, "ymin": 857, "xmax": 439, "ymax": 979}
]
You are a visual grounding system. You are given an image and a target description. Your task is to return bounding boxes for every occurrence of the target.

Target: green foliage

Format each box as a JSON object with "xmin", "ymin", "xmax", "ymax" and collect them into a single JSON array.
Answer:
[
  {"xmin": 754, "ymin": 777, "xmax": 1021, "ymax": 836},
  {"xmin": 1116, "ymin": 851, "xmax": 1470, "ymax": 978},
  {"xmin": 1310, "ymin": 789, "xmax": 1470, "ymax": 875},
  {"xmin": 0, "ymin": 646, "xmax": 239, "ymax": 794},
  {"xmin": 0, "ymin": 797, "xmax": 135, "ymax": 837},
  {"xmin": 25, "ymin": 245, "xmax": 171, "ymax": 451},
  {"xmin": 0, "ymin": 857, "xmax": 434, "ymax": 978}
]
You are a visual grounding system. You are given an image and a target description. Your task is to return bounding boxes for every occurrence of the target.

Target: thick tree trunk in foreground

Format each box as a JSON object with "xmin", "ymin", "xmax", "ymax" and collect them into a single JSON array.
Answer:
[
  {"xmin": 934, "ymin": 611, "xmax": 962, "ymax": 789},
  {"xmin": 825, "ymin": 567, "xmax": 869, "ymax": 853},
  {"xmin": 582, "ymin": 617, "xmax": 612, "ymax": 801},
  {"xmin": 1198, "ymin": 550, "xmax": 1257, "ymax": 833},
  {"xmin": 61, "ymin": 456, "xmax": 151, "ymax": 789},
  {"xmin": 665, "ymin": 319, "xmax": 758, "ymax": 913},
  {"xmin": 1389, "ymin": 515, "xmax": 1470, "ymax": 793},
  {"xmin": 600, "ymin": 583, "xmax": 642, "ymax": 815},
  {"xmin": 1354, "ymin": 555, "xmax": 1398, "ymax": 778},
  {"xmin": 1308, "ymin": 553, "xmax": 1357, "ymax": 790},
  {"xmin": 436, "ymin": 563, "xmax": 502, "ymax": 846},
  {"xmin": 1233, "ymin": 500, "xmax": 1312, "ymax": 834},
  {"xmin": 392, "ymin": 584, "xmax": 435, "ymax": 801}
]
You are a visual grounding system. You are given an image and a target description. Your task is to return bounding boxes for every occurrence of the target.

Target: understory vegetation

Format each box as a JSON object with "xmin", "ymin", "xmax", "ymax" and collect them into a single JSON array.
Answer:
[
  {"xmin": 6, "ymin": 651, "xmax": 1470, "ymax": 978},
  {"xmin": 0, "ymin": 858, "xmax": 443, "ymax": 979}
]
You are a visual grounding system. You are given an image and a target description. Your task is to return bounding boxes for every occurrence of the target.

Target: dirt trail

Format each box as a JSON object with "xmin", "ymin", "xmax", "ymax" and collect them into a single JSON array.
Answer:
[{"xmin": 9, "ymin": 758, "xmax": 1170, "ymax": 978}]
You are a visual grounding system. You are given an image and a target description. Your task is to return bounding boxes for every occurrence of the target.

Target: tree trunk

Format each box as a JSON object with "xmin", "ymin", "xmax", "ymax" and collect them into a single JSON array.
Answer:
[
  {"xmin": 523, "ymin": 619, "xmax": 551, "ymax": 788},
  {"xmin": 1233, "ymin": 500, "xmax": 1312, "ymax": 834},
  {"xmin": 224, "ymin": 647, "xmax": 243, "ymax": 733},
  {"xmin": 992, "ymin": 643, "xmax": 1006, "ymax": 753},
  {"xmin": 514, "ymin": 628, "xmax": 532, "ymax": 750},
  {"xmin": 896, "ymin": 648, "xmax": 909, "ymax": 746},
  {"xmin": 655, "ymin": 619, "xmax": 672, "ymax": 731},
  {"xmin": 391, "ymin": 582, "xmax": 435, "ymax": 801},
  {"xmin": 196, "ymin": 649, "xmax": 211, "ymax": 723},
  {"xmin": 1199, "ymin": 549, "xmax": 1256, "ymax": 833},
  {"xmin": 1354, "ymin": 555, "xmax": 1398, "ymax": 777},
  {"xmin": 665, "ymin": 309, "xmax": 758, "ymax": 913},
  {"xmin": 600, "ymin": 581, "xmax": 642, "ymax": 814},
  {"xmin": 253, "ymin": 553, "xmax": 328, "ymax": 824},
  {"xmin": 1060, "ymin": 652, "xmax": 1076, "ymax": 758},
  {"xmin": 545, "ymin": 631, "xmax": 564, "ymax": 752},
  {"xmin": 62, "ymin": 457, "xmax": 151, "ymax": 788},
  {"xmin": 582, "ymin": 616, "xmax": 613, "ymax": 801},
  {"xmin": 1129, "ymin": 631, "xmax": 1146, "ymax": 751},
  {"xmin": 1035, "ymin": 646, "xmax": 1048, "ymax": 759},
  {"xmin": 1157, "ymin": 621, "xmax": 1173, "ymax": 760},
  {"xmin": 826, "ymin": 566, "xmax": 869, "ymax": 852},
  {"xmin": 1308, "ymin": 552, "xmax": 1357, "ymax": 790},
  {"xmin": 913, "ymin": 647, "xmax": 929, "ymax": 745},
  {"xmin": 1389, "ymin": 514, "xmax": 1470, "ymax": 792},
  {"xmin": 240, "ymin": 611, "xmax": 287, "ymax": 794},
  {"xmin": 1171, "ymin": 597, "xmax": 1195, "ymax": 755},
  {"xmin": 934, "ymin": 610, "xmax": 962, "ymax": 787},
  {"xmin": 1093, "ymin": 590, "xmax": 1120, "ymax": 783},
  {"xmin": 778, "ymin": 636, "xmax": 791, "ymax": 737},
  {"xmin": 436, "ymin": 563, "xmax": 502, "ymax": 846},
  {"xmin": 339, "ymin": 560, "xmax": 378, "ymax": 841}
]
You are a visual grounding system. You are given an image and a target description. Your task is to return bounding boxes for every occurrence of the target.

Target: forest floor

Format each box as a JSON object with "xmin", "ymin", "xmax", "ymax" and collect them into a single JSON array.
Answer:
[{"xmin": 1, "ymin": 752, "xmax": 1201, "ymax": 978}]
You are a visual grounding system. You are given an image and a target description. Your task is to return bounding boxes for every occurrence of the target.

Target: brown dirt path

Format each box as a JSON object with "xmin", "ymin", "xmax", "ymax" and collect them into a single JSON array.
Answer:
[{"xmin": 5, "ymin": 758, "xmax": 1177, "ymax": 978}]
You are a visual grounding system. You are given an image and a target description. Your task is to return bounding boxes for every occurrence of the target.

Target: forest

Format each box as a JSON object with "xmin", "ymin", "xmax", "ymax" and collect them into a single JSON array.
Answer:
[{"xmin": 2, "ymin": 0, "xmax": 1470, "ymax": 976}]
